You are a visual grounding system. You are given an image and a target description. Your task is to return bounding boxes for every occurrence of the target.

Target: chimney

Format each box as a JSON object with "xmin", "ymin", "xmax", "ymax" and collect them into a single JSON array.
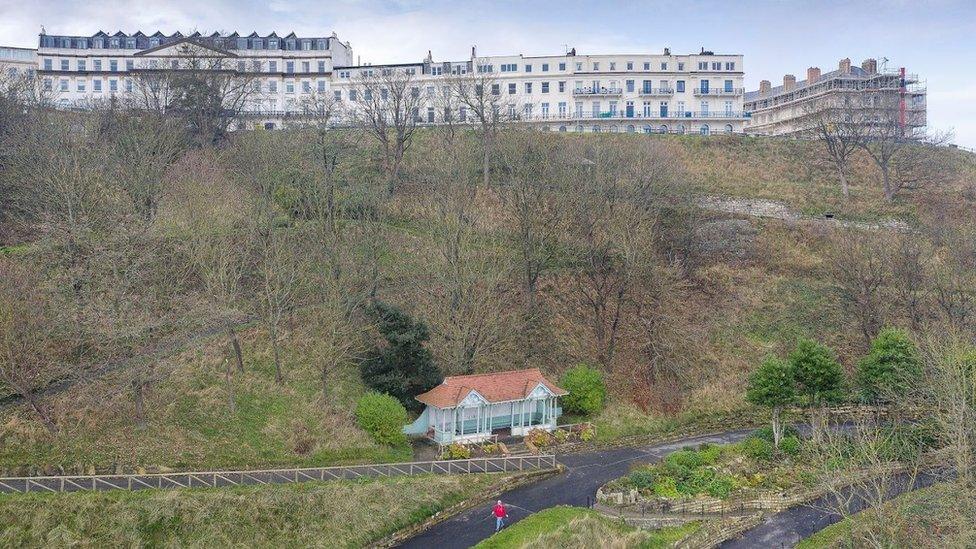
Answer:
[
  {"xmin": 839, "ymin": 58, "xmax": 851, "ymax": 74},
  {"xmin": 471, "ymin": 45, "xmax": 476, "ymax": 59},
  {"xmin": 664, "ymin": 47, "xmax": 671, "ymax": 56},
  {"xmin": 759, "ymin": 80, "xmax": 771, "ymax": 95},
  {"xmin": 806, "ymin": 66, "xmax": 821, "ymax": 83},
  {"xmin": 783, "ymin": 74, "xmax": 796, "ymax": 91},
  {"xmin": 861, "ymin": 58, "xmax": 877, "ymax": 74}
]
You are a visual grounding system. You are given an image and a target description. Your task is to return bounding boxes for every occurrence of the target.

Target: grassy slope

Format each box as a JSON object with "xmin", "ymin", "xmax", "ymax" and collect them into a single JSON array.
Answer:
[
  {"xmin": 797, "ymin": 482, "xmax": 975, "ymax": 549},
  {"xmin": 0, "ymin": 473, "xmax": 503, "ymax": 548},
  {"xmin": 474, "ymin": 506, "xmax": 699, "ymax": 549}
]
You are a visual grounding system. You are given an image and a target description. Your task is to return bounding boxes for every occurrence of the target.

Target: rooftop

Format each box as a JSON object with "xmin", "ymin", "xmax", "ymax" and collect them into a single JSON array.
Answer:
[
  {"xmin": 38, "ymin": 31, "xmax": 344, "ymax": 51},
  {"xmin": 416, "ymin": 368, "xmax": 567, "ymax": 408}
]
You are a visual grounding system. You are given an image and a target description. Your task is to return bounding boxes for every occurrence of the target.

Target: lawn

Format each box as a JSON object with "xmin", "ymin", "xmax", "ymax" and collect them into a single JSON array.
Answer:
[
  {"xmin": 0, "ymin": 473, "xmax": 505, "ymax": 548},
  {"xmin": 474, "ymin": 505, "xmax": 700, "ymax": 548},
  {"xmin": 796, "ymin": 482, "xmax": 976, "ymax": 549}
]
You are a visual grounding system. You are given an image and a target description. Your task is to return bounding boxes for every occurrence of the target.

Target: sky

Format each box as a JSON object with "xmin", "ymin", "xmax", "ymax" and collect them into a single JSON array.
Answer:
[{"xmin": 2, "ymin": 0, "xmax": 974, "ymax": 147}]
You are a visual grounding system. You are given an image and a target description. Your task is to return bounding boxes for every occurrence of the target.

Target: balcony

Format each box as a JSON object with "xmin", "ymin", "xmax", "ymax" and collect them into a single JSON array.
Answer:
[
  {"xmin": 693, "ymin": 87, "xmax": 744, "ymax": 97},
  {"xmin": 638, "ymin": 88, "xmax": 674, "ymax": 96},
  {"xmin": 573, "ymin": 86, "xmax": 623, "ymax": 97}
]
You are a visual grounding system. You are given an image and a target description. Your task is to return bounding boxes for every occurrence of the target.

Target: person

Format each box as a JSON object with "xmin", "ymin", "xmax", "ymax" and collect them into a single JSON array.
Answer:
[{"xmin": 492, "ymin": 500, "xmax": 508, "ymax": 532}]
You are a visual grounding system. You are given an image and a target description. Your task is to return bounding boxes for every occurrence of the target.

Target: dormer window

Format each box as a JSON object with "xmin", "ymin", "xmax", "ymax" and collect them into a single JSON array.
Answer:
[
  {"xmin": 110, "ymin": 38, "xmax": 119, "ymax": 48},
  {"xmin": 93, "ymin": 38, "xmax": 104, "ymax": 49},
  {"xmin": 251, "ymin": 39, "xmax": 263, "ymax": 49},
  {"xmin": 237, "ymin": 38, "xmax": 247, "ymax": 49},
  {"xmin": 214, "ymin": 38, "xmax": 224, "ymax": 48},
  {"xmin": 126, "ymin": 38, "xmax": 136, "ymax": 48},
  {"xmin": 302, "ymin": 40, "xmax": 311, "ymax": 50},
  {"xmin": 269, "ymin": 39, "xmax": 278, "ymax": 49},
  {"xmin": 286, "ymin": 39, "xmax": 295, "ymax": 51},
  {"xmin": 317, "ymin": 39, "xmax": 327, "ymax": 50},
  {"xmin": 149, "ymin": 38, "xmax": 160, "ymax": 47}
]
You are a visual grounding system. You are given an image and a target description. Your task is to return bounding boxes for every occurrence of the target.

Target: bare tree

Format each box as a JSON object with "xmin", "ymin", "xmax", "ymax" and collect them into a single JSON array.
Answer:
[
  {"xmin": 807, "ymin": 92, "xmax": 865, "ymax": 198},
  {"xmin": 930, "ymin": 227, "xmax": 976, "ymax": 332},
  {"xmin": 826, "ymin": 230, "xmax": 891, "ymax": 346},
  {"xmin": 0, "ymin": 260, "xmax": 64, "ymax": 434},
  {"xmin": 445, "ymin": 59, "xmax": 513, "ymax": 186},
  {"xmin": 922, "ymin": 334, "xmax": 975, "ymax": 484},
  {"xmin": 352, "ymin": 66, "xmax": 422, "ymax": 194}
]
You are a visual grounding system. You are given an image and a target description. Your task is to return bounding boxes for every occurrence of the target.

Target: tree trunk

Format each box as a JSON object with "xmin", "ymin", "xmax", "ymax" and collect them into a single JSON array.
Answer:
[
  {"xmin": 270, "ymin": 323, "xmax": 284, "ymax": 384},
  {"xmin": 882, "ymin": 167, "xmax": 895, "ymax": 201},
  {"xmin": 132, "ymin": 379, "xmax": 147, "ymax": 429},
  {"xmin": 772, "ymin": 406, "xmax": 783, "ymax": 448},
  {"xmin": 809, "ymin": 407, "xmax": 826, "ymax": 443},
  {"xmin": 482, "ymin": 135, "xmax": 491, "ymax": 187},
  {"xmin": 24, "ymin": 391, "xmax": 58, "ymax": 435},
  {"xmin": 225, "ymin": 358, "xmax": 236, "ymax": 414},
  {"xmin": 229, "ymin": 326, "xmax": 245, "ymax": 374},
  {"xmin": 837, "ymin": 167, "xmax": 850, "ymax": 199}
]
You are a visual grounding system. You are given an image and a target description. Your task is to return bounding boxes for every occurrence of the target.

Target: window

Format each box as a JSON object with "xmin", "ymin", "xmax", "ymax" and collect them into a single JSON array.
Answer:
[
  {"xmin": 661, "ymin": 62, "xmax": 667, "ymax": 70},
  {"xmin": 43, "ymin": 78, "xmax": 52, "ymax": 91},
  {"xmin": 125, "ymin": 78, "xmax": 132, "ymax": 92},
  {"xmin": 430, "ymin": 66, "xmax": 442, "ymax": 76},
  {"xmin": 559, "ymin": 62, "xmax": 566, "ymax": 71},
  {"xmin": 93, "ymin": 60, "xmax": 101, "ymax": 71},
  {"xmin": 626, "ymin": 62, "xmax": 633, "ymax": 70},
  {"xmin": 459, "ymin": 106, "xmax": 467, "ymax": 121},
  {"xmin": 109, "ymin": 60, "xmax": 118, "ymax": 72},
  {"xmin": 712, "ymin": 62, "xmax": 721, "ymax": 70},
  {"xmin": 700, "ymin": 80, "xmax": 709, "ymax": 93},
  {"xmin": 348, "ymin": 89, "xmax": 356, "ymax": 100},
  {"xmin": 592, "ymin": 62, "xmax": 599, "ymax": 70},
  {"xmin": 491, "ymin": 84, "xmax": 500, "ymax": 95},
  {"xmin": 269, "ymin": 80, "xmax": 277, "ymax": 92},
  {"xmin": 660, "ymin": 79, "xmax": 669, "ymax": 91},
  {"xmin": 725, "ymin": 62, "xmax": 735, "ymax": 71},
  {"xmin": 93, "ymin": 79, "xmax": 101, "ymax": 92},
  {"xmin": 508, "ymin": 83, "xmax": 516, "ymax": 94},
  {"xmin": 701, "ymin": 101, "xmax": 709, "ymax": 115},
  {"xmin": 61, "ymin": 59, "xmax": 69, "ymax": 71},
  {"xmin": 286, "ymin": 81, "xmax": 295, "ymax": 94},
  {"xmin": 698, "ymin": 61, "xmax": 708, "ymax": 70},
  {"xmin": 725, "ymin": 124, "xmax": 733, "ymax": 133},
  {"xmin": 558, "ymin": 102, "xmax": 567, "ymax": 117},
  {"xmin": 700, "ymin": 124, "xmax": 710, "ymax": 135},
  {"xmin": 609, "ymin": 62, "xmax": 615, "ymax": 70},
  {"xmin": 302, "ymin": 61, "xmax": 310, "ymax": 73},
  {"xmin": 318, "ymin": 61, "xmax": 326, "ymax": 73},
  {"xmin": 608, "ymin": 101, "xmax": 617, "ymax": 116},
  {"xmin": 318, "ymin": 80, "xmax": 326, "ymax": 92},
  {"xmin": 592, "ymin": 101, "xmax": 600, "ymax": 117},
  {"xmin": 724, "ymin": 79, "xmax": 733, "ymax": 92},
  {"xmin": 676, "ymin": 80, "xmax": 685, "ymax": 92},
  {"xmin": 60, "ymin": 79, "xmax": 68, "ymax": 91},
  {"xmin": 126, "ymin": 38, "xmax": 136, "ymax": 49},
  {"xmin": 270, "ymin": 61, "xmax": 282, "ymax": 73},
  {"xmin": 44, "ymin": 59, "xmax": 52, "ymax": 70},
  {"xmin": 501, "ymin": 63, "xmax": 517, "ymax": 72},
  {"xmin": 575, "ymin": 101, "xmax": 583, "ymax": 117},
  {"xmin": 269, "ymin": 39, "xmax": 279, "ymax": 49},
  {"xmin": 149, "ymin": 38, "xmax": 160, "ymax": 47},
  {"xmin": 109, "ymin": 79, "xmax": 117, "ymax": 92},
  {"xmin": 110, "ymin": 38, "xmax": 119, "ymax": 48},
  {"xmin": 643, "ymin": 101, "xmax": 651, "ymax": 117},
  {"xmin": 317, "ymin": 39, "xmax": 327, "ymax": 50},
  {"xmin": 541, "ymin": 82, "xmax": 549, "ymax": 93},
  {"xmin": 626, "ymin": 80, "xmax": 634, "ymax": 92},
  {"xmin": 644, "ymin": 62, "xmax": 650, "ymax": 70},
  {"xmin": 541, "ymin": 102, "xmax": 549, "ymax": 118},
  {"xmin": 126, "ymin": 60, "xmax": 134, "ymax": 71},
  {"xmin": 302, "ymin": 40, "xmax": 312, "ymax": 51},
  {"xmin": 524, "ymin": 64, "xmax": 532, "ymax": 72},
  {"xmin": 542, "ymin": 63, "xmax": 549, "ymax": 72},
  {"xmin": 677, "ymin": 101, "xmax": 685, "ymax": 115},
  {"xmin": 237, "ymin": 61, "xmax": 246, "ymax": 72},
  {"xmin": 575, "ymin": 62, "xmax": 582, "ymax": 71},
  {"xmin": 558, "ymin": 81, "xmax": 566, "ymax": 92},
  {"xmin": 77, "ymin": 60, "xmax": 86, "ymax": 71},
  {"xmin": 77, "ymin": 79, "xmax": 85, "ymax": 92},
  {"xmin": 286, "ymin": 61, "xmax": 294, "ymax": 74},
  {"xmin": 523, "ymin": 103, "xmax": 533, "ymax": 118},
  {"xmin": 725, "ymin": 100, "xmax": 733, "ymax": 115},
  {"xmin": 171, "ymin": 60, "xmax": 179, "ymax": 69},
  {"xmin": 559, "ymin": 126, "xmax": 567, "ymax": 132},
  {"xmin": 427, "ymin": 106, "xmax": 435, "ymax": 122},
  {"xmin": 678, "ymin": 62, "xmax": 685, "ymax": 71},
  {"xmin": 525, "ymin": 82, "xmax": 532, "ymax": 94}
]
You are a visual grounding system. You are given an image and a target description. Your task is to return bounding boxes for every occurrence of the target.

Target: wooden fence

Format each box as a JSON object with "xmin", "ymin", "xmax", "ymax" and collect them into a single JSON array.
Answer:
[{"xmin": 0, "ymin": 455, "xmax": 559, "ymax": 494}]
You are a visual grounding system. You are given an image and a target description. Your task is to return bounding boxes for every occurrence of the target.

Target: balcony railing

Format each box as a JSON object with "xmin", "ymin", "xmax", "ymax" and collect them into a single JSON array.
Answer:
[
  {"xmin": 573, "ymin": 87, "xmax": 623, "ymax": 96},
  {"xmin": 693, "ymin": 87, "xmax": 745, "ymax": 96},
  {"xmin": 638, "ymin": 88, "xmax": 674, "ymax": 96}
]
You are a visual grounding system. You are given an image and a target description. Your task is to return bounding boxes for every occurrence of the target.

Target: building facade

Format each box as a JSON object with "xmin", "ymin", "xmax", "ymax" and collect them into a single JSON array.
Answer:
[
  {"xmin": 744, "ymin": 57, "xmax": 927, "ymax": 136},
  {"xmin": 0, "ymin": 46, "xmax": 37, "ymax": 80},
  {"xmin": 32, "ymin": 31, "xmax": 747, "ymax": 134}
]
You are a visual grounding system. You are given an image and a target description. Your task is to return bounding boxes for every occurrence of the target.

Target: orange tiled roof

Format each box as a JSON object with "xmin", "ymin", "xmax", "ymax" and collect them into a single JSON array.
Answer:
[{"xmin": 416, "ymin": 368, "xmax": 568, "ymax": 408}]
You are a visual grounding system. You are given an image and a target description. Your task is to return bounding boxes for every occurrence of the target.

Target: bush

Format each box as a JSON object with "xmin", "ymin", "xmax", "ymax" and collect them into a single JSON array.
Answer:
[
  {"xmin": 740, "ymin": 437, "xmax": 773, "ymax": 461},
  {"xmin": 579, "ymin": 423, "xmax": 596, "ymax": 442},
  {"xmin": 679, "ymin": 467, "xmax": 715, "ymax": 495},
  {"xmin": 855, "ymin": 328, "xmax": 922, "ymax": 404},
  {"xmin": 554, "ymin": 429, "xmax": 570, "ymax": 444},
  {"xmin": 628, "ymin": 468, "xmax": 656, "ymax": 491},
  {"xmin": 706, "ymin": 475, "xmax": 735, "ymax": 498},
  {"xmin": 665, "ymin": 449, "xmax": 705, "ymax": 472},
  {"xmin": 653, "ymin": 476, "xmax": 680, "ymax": 498},
  {"xmin": 560, "ymin": 364, "xmax": 607, "ymax": 415},
  {"xmin": 752, "ymin": 425, "xmax": 800, "ymax": 444},
  {"xmin": 526, "ymin": 428, "xmax": 554, "ymax": 448},
  {"xmin": 354, "ymin": 392, "xmax": 409, "ymax": 447},
  {"xmin": 697, "ymin": 443, "xmax": 722, "ymax": 465},
  {"xmin": 442, "ymin": 443, "xmax": 471, "ymax": 460},
  {"xmin": 779, "ymin": 435, "xmax": 802, "ymax": 456}
]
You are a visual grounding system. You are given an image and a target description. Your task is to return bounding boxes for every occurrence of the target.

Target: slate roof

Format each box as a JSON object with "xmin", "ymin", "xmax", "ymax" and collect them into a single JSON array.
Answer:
[
  {"xmin": 745, "ymin": 66, "xmax": 869, "ymax": 102},
  {"xmin": 416, "ymin": 368, "xmax": 567, "ymax": 408}
]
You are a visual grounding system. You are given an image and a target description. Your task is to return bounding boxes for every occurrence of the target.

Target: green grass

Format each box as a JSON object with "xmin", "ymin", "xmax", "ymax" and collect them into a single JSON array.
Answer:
[
  {"xmin": 796, "ymin": 482, "xmax": 975, "ymax": 549},
  {"xmin": 474, "ymin": 506, "xmax": 699, "ymax": 548},
  {"xmin": 0, "ymin": 473, "xmax": 504, "ymax": 548}
]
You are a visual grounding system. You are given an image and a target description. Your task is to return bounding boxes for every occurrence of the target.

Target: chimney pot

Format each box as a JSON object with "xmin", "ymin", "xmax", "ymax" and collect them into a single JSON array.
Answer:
[
  {"xmin": 839, "ymin": 58, "xmax": 852, "ymax": 74},
  {"xmin": 759, "ymin": 80, "xmax": 771, "ymax": 94},
  {"xmin": 861, "ymin": 58, "xmax": 877, "ymax": 74}
]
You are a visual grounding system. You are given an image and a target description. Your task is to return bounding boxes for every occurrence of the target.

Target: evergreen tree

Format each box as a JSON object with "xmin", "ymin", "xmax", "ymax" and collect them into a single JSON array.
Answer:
[
  {"xmin": 746, "ymin": 356, "xmax": 797, "ymax": 448},
  {"xmin": 789, "ymin": 338, "xmax": 846, "ymax": 440},
  {"xmin": 856, "ymin": 327, "xmax": 922, "ymax": 404},
  {"xmin": 360, "ymin": 301, "xmax": 442, "ymax": 411}
]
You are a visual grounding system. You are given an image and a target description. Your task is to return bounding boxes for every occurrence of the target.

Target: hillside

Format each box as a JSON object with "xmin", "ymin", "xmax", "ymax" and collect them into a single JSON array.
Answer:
[{"xmin": 1, "ymin": 116, "xmax": 974, "ymax": 471}]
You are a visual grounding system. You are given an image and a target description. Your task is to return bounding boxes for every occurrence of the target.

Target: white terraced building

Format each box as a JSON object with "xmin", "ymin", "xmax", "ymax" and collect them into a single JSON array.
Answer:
[
  {"xmin": 0, "ymin": 46, "xmax": 36, "ymax": 79},
  {"xmin": 31, "ymin": 30, "xmax": 746, "ymax": 134}
]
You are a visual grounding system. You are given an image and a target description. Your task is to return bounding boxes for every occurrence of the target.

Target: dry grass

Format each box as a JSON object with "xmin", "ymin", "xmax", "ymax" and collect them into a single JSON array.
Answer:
[{"xmin": 0, "ymin": 473, "xmax": 504, "ymax": 548}]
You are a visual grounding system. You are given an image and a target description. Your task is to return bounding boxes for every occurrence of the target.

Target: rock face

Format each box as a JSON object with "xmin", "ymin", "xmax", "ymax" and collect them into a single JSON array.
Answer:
[{"xmin": 695, "ymin": 219, "xmax": 758, "ymax": 260}]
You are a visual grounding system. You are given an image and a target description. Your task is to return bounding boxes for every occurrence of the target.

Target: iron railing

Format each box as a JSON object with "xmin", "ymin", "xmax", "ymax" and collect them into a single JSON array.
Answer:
[{"xmin": 0, "ymin": 455, "xmax": 558, "ymax": 494}]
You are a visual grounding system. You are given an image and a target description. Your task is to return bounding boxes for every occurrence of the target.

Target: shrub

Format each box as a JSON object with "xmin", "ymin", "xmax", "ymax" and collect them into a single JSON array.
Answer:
[
  {"xmin": 697, "ymin": 444, "xmax": 722, "ymax": 465},
  {"xmin": 442, "ymin": 442, "xmax": 471, "ymax": 460},
  {"xmin": 706, "ymin": 475, "xmax": 735, "ymax": 498},
  {"xmin": 740, "ymin": 437, "xmax": 773, "ymax": 461},
  {"xmin": 665, "ymin": 449, "xmax": 705, "ymax": 471},
  {"xmin": 553, "ymin": 429, "xmax": 570, "ymax": 444},
  {"xmin": 752, "ymin": 425, "xmax": 800, "ymax": 444},
  {"xmin": 579, "ymin": 423, "xmax": 596, "ymax": 442},
  {"xmin": 628, "ymin": 468, "xmax": 656, "ymax": 491},
  {"xmin": 679, "ymin": 467, "xmax": 716, "ymax": 495},
  {"xmin": 653, "ymin": 476, "xmax": 680, "ymax": 498},
  {"xmin": 560, "ymin": 364, "xmax": 607, "ymax": 415},
  {"xmin": 526, "ymin": 428, "xmax": 554, "ymax": 448},
  {"xmin": 354, "ymin": 392, "xmax": 409, "ymax": 446},
  {"xmin": 855, "ymin": 328, "xmax": 922, "ymax": 404},
  {"xmin": 779, "ymin": 435, "xmax": 802, "ymax": 456}
]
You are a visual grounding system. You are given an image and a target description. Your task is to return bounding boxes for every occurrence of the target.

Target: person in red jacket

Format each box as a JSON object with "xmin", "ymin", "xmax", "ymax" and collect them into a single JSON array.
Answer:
[{"xmin": 492, "ymin": 500, "xmax": 508, "ymax": 532}]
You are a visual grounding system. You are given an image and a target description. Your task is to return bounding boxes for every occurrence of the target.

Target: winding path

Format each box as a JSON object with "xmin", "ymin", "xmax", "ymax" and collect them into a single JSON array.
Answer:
[{"xmin": 396, "ymin": 429, "xmax": 755, "ymax": 549}]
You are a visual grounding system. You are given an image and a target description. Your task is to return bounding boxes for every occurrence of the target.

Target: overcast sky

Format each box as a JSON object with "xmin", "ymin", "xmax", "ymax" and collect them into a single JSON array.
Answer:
[{"xmin": 3, "ymin": 0, "xmax": 974, "ymax": 146}]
